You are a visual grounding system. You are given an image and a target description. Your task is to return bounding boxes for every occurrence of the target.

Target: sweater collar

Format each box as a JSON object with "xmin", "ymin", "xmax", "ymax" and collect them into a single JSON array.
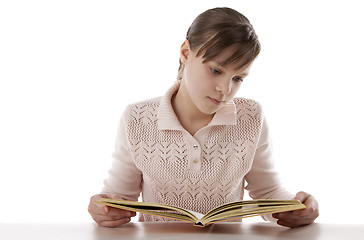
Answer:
[{"xmin": 157, "ymin": 81, "xmax": 236, "ymax": 131}]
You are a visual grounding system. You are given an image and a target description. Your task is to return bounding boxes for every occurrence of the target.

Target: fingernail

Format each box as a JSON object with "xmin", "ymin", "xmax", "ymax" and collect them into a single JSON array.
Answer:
[{"xmin": 104, "ymin": 206, "xmax": 109, "ymax": 213}]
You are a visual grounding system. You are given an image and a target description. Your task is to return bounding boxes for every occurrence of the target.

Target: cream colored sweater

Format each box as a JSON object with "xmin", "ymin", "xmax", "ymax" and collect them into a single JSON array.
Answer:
[{"xmin": 102, "ymin": 82, "xmax": 293, "ymax": 222}]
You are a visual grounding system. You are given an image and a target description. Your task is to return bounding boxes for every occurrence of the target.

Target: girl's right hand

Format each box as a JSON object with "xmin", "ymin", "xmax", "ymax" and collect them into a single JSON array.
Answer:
[{"xmin": 88, "ymin": 194, "xmax": 136, "ymax": 227}]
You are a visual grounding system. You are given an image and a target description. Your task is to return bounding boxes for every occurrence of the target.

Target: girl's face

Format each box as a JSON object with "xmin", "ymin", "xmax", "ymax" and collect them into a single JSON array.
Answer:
[{"xmin": 180, "ymin": 41, "xmax": 253, "ymax": 116}]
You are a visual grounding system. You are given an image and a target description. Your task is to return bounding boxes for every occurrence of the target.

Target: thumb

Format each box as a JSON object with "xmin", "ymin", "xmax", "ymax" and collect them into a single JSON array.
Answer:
[
  {"xmin": 294, "ymin": 191, "xmax": 310, "ymax": 203},
  {"xmin": 100, "ymin": 193, "xmax": 122, "ymax": 199},
  {"xmin": 111, "ymin": 194, "xmax": 122, "ymax": 199}
]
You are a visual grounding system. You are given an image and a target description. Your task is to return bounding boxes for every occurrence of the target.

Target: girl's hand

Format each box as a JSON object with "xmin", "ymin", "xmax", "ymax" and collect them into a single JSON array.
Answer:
[
  {"xmin": 273, "ymin": 191, "xmax": 319, "ymax": 228},
  {"xmin": 88, "ymin": 194, "xmax": 136, "ymax": 227}
]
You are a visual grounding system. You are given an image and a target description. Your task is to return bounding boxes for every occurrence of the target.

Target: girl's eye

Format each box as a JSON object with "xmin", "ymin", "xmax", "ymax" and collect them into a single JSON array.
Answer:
[
  {"xmin": 210, "ymin": 67, "xmax": 221, "ymax": 74},
  {"xmin": 233, "ymin": 76, "xmax": 244, "ymax": 82}
]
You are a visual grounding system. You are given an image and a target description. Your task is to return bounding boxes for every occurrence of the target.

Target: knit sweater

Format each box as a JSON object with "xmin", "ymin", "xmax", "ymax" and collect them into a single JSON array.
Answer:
[{"xmin": 102, "ymin": 82, "xmax": 293, "ymax": 222}]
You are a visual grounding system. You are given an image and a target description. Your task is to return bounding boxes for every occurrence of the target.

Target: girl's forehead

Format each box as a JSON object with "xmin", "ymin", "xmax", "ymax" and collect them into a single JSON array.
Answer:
[
  {"xmin": 201, "ymin": 44, "xmax": 254, "ymax": 71},
  {"xmin": 206, "ymin": 51, "xmax": 253, "ymax": 71}
]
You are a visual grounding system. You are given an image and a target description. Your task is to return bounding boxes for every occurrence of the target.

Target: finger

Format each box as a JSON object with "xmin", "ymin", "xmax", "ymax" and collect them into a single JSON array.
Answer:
[
  {"xmin": 277, "ymin": 219, "xmax": 298, "ymax": 228},
  {"xmin": 90, "ymin": 200, "xmax": 136, "ymax": 219},
  {"xmin": 277, "ymin": 217, "xmax": 313, "ymax": 228},
  {"xmin": 91, "ymin": 205, "xmax": 136, "ymax": 221},
  {"xmin": 92, "ymin": 212, "xmax": 130, "ymax": 223},
  {"xmin": 293, "ymin": 192, "xmax": 319, "ymax": 214},
  {"xmin": 98, "ymin": 217, "xmax": 132, "ymax": 228},
  {"xmin": 89, "ymin": 197, "xmax": 109, "ymax": 215},
  {"xmin": 294, "ymin": 191, "xmax": 310, "ymax": 203},
  {"xmin": 89, "ymin": 194, "xmax": 127, "ymax": 215},
  {"xmin": 111, "ymin": 194, "xmax": 122, "ymax": 199},
  {"xmin": 303, "ymin": 195, "xmax": 319, "ymax": 211},
  {"xmin": 100, "ymin": 195, "xmax": 137, "ymax": 217},
  {"xmin": 89, "ymin": 203, "xmax": 111, "ymax": 216},
  {"xmin": 291, "ymin": 195, "xmax": 319, "ymax": 219},
  {"xmin": 107, "ymin": 207, "xmax": 137, "ymax": 218},
  {"xmin": 98, "ymin": 194, "xmax": 130, "ymax": 215},
  {"xmin": 273, "ymin": 207, "xmax": 315, "ymax": 220}
]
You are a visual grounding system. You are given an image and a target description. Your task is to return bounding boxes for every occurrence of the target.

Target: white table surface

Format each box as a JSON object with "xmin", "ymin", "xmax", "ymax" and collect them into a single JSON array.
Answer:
[{"xmin": 1, "ymin": 222, "xmax": 363, "ymax": 240}]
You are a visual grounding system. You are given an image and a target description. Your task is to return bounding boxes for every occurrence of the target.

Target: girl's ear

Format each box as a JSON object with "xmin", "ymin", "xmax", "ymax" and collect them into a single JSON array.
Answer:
[{"xmin": 180, "ymin": 40, "xmax": 191, "ymax": 64}]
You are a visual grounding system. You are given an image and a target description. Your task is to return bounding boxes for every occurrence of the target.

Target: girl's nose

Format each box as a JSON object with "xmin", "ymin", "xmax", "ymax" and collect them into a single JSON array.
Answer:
[{"xmin": 216, "ymin": 78, "xmax": 232, "ymax": 95}]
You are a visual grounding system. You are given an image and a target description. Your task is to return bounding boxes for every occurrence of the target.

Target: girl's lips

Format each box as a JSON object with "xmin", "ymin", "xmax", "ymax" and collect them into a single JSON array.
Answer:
[{"xmin": 209, "ymin": 97, "xmax": 224, "ymax": 105}]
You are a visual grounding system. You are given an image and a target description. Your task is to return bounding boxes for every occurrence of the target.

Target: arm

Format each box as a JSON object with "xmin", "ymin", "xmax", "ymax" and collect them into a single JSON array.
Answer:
[
  {"xmin": 244, "ymin": 116, "xmax": 293, "ymax": 200},
  {"xmin": 101, "ymin": 105, "xmax": 143, "ymax": 200},
  {"xmin": 89, "ymin": 106, "xmax": 142, "ymax": 227},
  {"xmin": 245, "ymin": 116, "xmax": 319, "ymax": 227}
]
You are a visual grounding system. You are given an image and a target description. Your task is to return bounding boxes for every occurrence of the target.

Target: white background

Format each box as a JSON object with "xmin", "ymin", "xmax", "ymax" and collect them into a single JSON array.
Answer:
[{"xmin": 1, "ymin": 0, "xmax": 363, "ymax": 224}]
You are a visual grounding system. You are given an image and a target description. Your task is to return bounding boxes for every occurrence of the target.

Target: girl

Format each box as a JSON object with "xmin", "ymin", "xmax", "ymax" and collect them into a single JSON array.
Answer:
[{"xmin": 88, "ymin": 7, "xmax": 319, "ymax": 228}]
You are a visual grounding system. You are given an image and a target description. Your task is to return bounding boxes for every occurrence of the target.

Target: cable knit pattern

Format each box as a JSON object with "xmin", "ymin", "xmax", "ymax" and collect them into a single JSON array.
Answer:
[{"xmin": 102, "ymin": 82, "xmax": 293, "ymax": 222}]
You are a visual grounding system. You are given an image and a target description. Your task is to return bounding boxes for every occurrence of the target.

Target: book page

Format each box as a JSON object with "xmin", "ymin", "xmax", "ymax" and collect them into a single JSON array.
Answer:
[
  {"xmin": 187, "ymin": 210, "xmax": 204, "ymax": 220},
  {"xmin": 96, "ymin": 198, "xmax": 200, "ymax": 223}
]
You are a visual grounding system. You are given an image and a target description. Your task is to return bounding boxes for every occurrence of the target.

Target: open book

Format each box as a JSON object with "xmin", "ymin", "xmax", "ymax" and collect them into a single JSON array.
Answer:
[{"xmin": 96, "ymin": 198, "xmax": 306, "ymax": 227}]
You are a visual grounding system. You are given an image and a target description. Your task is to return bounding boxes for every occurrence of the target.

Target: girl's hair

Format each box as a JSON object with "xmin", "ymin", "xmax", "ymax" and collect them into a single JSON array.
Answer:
[{"xmin": 177, "ymin": 7, "xmax": 261, "ymax": 80}]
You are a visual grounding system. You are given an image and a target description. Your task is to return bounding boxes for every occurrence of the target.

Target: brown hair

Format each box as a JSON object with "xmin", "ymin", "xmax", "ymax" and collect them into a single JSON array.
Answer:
[{"xmin": 177, "ymin": 7, "xmax": 261, "ymax": 80}]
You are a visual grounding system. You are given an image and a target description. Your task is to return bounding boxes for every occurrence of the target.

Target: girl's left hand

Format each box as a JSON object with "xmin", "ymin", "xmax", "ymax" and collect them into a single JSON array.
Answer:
[{"xmin": 272, "ymin": 191, "xmax": 319, "ymax": 228}]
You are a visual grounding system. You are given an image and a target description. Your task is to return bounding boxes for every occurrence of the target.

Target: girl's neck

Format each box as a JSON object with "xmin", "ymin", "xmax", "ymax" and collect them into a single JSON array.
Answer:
[{"xmin": 171, "ymin": 85, "xmax": 214, "ymax": 136}]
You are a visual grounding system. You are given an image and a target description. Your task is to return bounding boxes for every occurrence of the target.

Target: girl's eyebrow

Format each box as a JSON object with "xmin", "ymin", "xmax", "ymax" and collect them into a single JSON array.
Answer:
[
  {"xmin": 210, "ymin": 61, "xmax": 224, "ymax": 68},
  {"xmin": 210, "ymin": 61, "xmax": 250, "ymax": 76}
]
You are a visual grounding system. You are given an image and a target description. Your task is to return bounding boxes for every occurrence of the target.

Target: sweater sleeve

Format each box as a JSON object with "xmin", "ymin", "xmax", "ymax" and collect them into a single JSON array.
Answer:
[
  {"xmin": 244, "ymin": 116, "xmax": 294, "ymax": 222},
  {"xmin": 101, "ymin": 106, "xmax": 142, "ymax": 201},
  {"xmin": 245, "ymin": 116, "xmax": 293, "ymax": 199}
]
